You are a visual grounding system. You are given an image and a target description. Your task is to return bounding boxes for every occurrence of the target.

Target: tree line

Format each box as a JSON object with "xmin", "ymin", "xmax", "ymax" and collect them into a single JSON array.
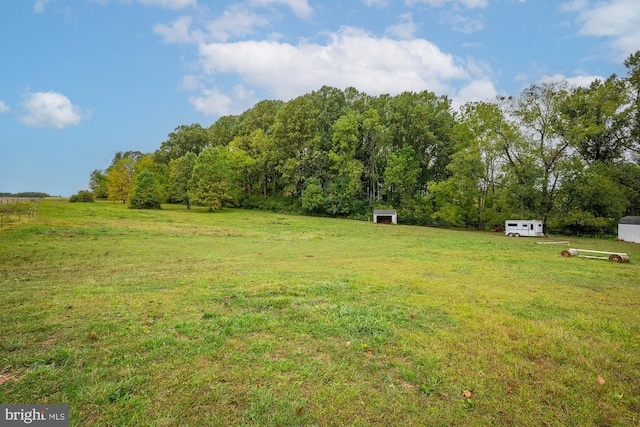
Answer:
[
  {"xmin": 87, "ymin": 51, "xmax": 640, "ymax": 235},
  {"xmin": 0, "ymin": 192, "xmax": 50, "ymax": 198}
]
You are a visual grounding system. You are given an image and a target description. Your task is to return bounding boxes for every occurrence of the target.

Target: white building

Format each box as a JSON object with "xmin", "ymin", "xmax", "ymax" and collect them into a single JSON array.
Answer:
[
  {"xmin": 373, "ymin": 210, "xmax": 397, "ymax": 224},
  {"xmin": 618, "ymin": 216, "xmax": 640, "ymax": 243},
  {"xmin": 505, "ymin": 220, "xmax": 544, "ymax": 237}
]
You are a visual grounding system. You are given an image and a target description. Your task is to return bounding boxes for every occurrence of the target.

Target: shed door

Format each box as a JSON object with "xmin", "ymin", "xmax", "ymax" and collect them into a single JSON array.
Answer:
[{"xmin": 377, "ymin": 215, "xmax": 393, "ymax": 224}]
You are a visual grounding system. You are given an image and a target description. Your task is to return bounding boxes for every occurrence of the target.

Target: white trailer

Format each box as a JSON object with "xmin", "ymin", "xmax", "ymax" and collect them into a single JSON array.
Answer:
[{"xmin": 505, "ymin": 220, "xmax": 544, "ymax": 237}]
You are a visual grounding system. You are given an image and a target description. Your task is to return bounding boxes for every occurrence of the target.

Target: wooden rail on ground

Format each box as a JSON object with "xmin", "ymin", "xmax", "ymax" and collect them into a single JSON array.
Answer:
[{"xmin": 561, "ymin": 248, "xmax": 630, "ymax": 263}]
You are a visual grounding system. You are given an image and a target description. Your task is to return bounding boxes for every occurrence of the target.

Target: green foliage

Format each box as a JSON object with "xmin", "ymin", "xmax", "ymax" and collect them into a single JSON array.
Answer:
[
  {"xmin": 301, "ymin": 178, "xmax": 324, "ymax": 213},
  {"xmin": 154, "ymin": 124, "xmax": 211, "ymax": 164},
  {"xmin": 168, "ymin": 152, "xmax": 196, "ymax": 207},
  {"xmin": 89, "ymin": 169, "xmax": 108, "ymax": 199},
  {"xmin": 558, "ymin": 76, "xmax": 632, "ymax": 164},
  {"xmin": 548, "ymin": 210, "xmax": 616, "ymax": 236},
  {"xmin": 69, "ymin": 190, "xmax": 95, "ymax": 203},
  {"xmin": 624, "ymin": 51, "xmax": 640, "ymax": 153},
  {"xmin": 106, "ymin": 156, "xmax": 136, "ymax": 204},
  {"xmin": 383, "ymin": 145, "xmax": 419, "ymax": 207},
  {"xmin": 0, "ymin": 192, "xmax": 49, "ymax": 198},
  {"xmin": 189, "ymin": 146, "xmax": 248, "ymax": 211},
  {"xmin": 129, "ymin": 169, "xmax": 162, "ymax": 209},
  {"xmin": 88, "ymin": 55, "xmax": 640, "ymax": 231}
]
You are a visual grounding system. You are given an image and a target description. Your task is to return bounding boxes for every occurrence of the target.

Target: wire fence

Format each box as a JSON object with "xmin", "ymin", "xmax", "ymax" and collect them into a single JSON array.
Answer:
[
  {"xmin": 0, "ymin": 197, "xmax": 41, "ymax": 205},
  {"xmin": 0, "ymin": 198, "xmax": 40, "ymax": 228}
]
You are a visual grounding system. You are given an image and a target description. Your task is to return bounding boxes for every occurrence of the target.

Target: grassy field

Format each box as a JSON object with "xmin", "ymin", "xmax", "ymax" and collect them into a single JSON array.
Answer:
[{"xmin": 1, "ymin": 199, "xmax": 639, "ymax": 426}]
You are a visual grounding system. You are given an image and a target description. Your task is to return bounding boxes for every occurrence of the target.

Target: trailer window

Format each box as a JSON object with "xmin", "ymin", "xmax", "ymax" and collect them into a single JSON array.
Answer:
[{"xmin": 507, "ymin": 223, "xmax": 517, "ymax": 227}]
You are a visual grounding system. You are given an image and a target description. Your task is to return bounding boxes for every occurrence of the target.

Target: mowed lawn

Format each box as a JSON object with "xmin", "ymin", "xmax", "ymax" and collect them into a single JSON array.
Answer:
[{"xmin": 1, "ymin": 199, "xmax": 639, "ymax": 426}]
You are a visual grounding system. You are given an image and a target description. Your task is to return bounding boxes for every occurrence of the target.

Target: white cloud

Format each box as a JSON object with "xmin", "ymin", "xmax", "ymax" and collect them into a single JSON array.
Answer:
[
  {"xmin": 94, "ymin": 0, "xmax": 196, "ymax": 8},
  {"xmin": 563, "ymin": 0, "xmax": 640, "ymax": 58},
  {"xmin": 249, "ymin": 0, "xmax": 313, "ymax": 19},
  {"xmin": 406, "ymin": 0, "xmax": 488, "ymax": 9},
  {"xmin": 154, "ymin": 16, "xmax": 195, "ymax": 43},
  {"xmin": 196, "ymin": 26, "xmax": 470, "ymax": 104},
  {"xmin": 541, "ymin": 73, "xmax": 604, "ymax": 87},
  {"xmin": 189, "ymin": 85, "xmax": 256, "ymax": 116},
  {"xmin": 181, "ymin": 74, "xmax": 203, "ymax": 91},
  {"xmin": 386, "ymin": 13, "xmax": 419, "ymax": 39},
  {"xmin": 560, "ymin": 0, "xmax": 587, "ymax": 13},
  {"xmin": 33, "ymin": 0, "xmax": 52, "ymax": 14},
  {"xmin": 453, "ymin": 78, "xmax": 497, "ymax": 108},
  {"xmin": 439, "ymin": 10, "xmax": 484, "ymax": 33},
  {"xmin": 363, "ymin": 0, "xmax": 391, "ymax": 7},
  {"xmin": 137, "ymin": 0, "xmax": 196, "ymax": 9},
  {"xmin": 205, "ymin": 6, "xmax": 270, "ymax": 42},
  {"xmin": 0, "ymin": 101, "xmax": 10, "ymax": 113},
  {"xmin": 20, "ymin": 91, "xmax": 89, "ymax": 129},
  {"xmin": 155, "ymin": 6, "xmax": 271, "ymax": 44}
]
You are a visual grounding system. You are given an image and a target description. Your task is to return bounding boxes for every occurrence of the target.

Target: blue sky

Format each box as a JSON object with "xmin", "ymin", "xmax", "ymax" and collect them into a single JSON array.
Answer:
[{"xmin": 1, "ymin": 0, "xmax": 639, "ymax": 196}]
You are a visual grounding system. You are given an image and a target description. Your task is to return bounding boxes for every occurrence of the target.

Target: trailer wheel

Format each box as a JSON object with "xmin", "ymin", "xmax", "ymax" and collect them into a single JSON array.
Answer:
[
  {"xmin": 507, "ymin": 233, "xmax": 514, "ymax": 237},
  {"xmin": 514, "ymin": 233, "xmax": 520, "ymax": 237},
  {"xmin": 609, "ymin": 254, "xmax": 623, "ymax": 263}
]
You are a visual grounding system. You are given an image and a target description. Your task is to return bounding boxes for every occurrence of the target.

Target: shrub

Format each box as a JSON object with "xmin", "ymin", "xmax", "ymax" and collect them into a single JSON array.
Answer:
[{"xmin": 69, "ymin": 191, "xmax": 95, "ymax": 203}]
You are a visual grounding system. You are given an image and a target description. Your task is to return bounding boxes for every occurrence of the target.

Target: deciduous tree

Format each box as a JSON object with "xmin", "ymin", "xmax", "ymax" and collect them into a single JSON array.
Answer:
[
  {"xmin": 169, "ymin": 152, "xmax": 196, "ymax": 208},
  {"xmin": 189, "ymin": 146, "xmax": 249, "ymax": 210},
  {"xmin": 107, "ymin": 157, "xmax": 136, "ymax": 203},
  {"xmin": 129, "ymin": 169, "xmax": 162, "ymax": 209},
  {"xmin": 89, "ymin": 169, "xmax": 108, "ymax": 199}
]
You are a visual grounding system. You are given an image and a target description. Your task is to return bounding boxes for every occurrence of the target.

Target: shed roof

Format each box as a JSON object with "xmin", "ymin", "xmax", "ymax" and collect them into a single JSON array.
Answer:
[
  {"xmin": 374, "ymin": 210, "xmax": 396, "ymax": 215},
  {"xmin": 619, "ymin": 216, "xmax": 640, "ymax": 225}
]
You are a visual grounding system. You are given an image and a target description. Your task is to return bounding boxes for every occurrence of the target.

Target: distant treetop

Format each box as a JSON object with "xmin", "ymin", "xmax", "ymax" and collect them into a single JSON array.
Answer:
[{"xmin": 0, "ymin": 192, "xmax": 50, "ymax": 198}]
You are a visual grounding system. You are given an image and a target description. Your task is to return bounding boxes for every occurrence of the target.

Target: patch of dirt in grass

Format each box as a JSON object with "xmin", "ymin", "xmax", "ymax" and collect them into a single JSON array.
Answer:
[
  {"xmin": 395, "ymin": 376, "xmax": 419, "ymax": 391},
  {"xmin": 0, "ymin": 368, "xmax": 25, "ymax": 386},
  {"xmin": 41, "ymin": 338, "xmax": 56, "ymax": 346}
]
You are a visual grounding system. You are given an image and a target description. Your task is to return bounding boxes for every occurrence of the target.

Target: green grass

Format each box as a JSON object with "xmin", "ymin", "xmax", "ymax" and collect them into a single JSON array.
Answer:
[{"xmin": 1, "ymin": 199, "xmax": 639, "ymax": 426}]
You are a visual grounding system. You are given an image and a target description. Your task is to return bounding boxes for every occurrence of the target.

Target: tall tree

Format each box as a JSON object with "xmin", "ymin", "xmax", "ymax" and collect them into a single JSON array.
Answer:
[
  {"xmin": 557, "ymin": 76, "xmax": 631, "ymax": 164},
  {"xmin": 326, "ymin": 111, "xmax": 365, "ymax": 214},
  {"xmin": 387, "ymin": 91, "xmax": 455, "ymax": 187},
  {"xmin": 271, "ymin": 93, "xmax": 322, "ymax": 198},
  {"xmin": 154, "ymin": 124, "xmax": 211, "ymax": 164},
  {"xmin": 89, "ymin": 169, "xmax": 108, "ymax": 199},
  {"xmin": 383, "ymin": 145, "xmax": 420, "ymax": 207},
  {"xmin": 189, "ymin": 146, "xmax": 249, "ymax": 210},
  {"xmin": 505, "ymin": 82, "xmax": 573, "ymax": 224},
  {"xmin": 209, "ymin": 115, "xmax": 240, "ymax": 146},
  {"xmin": 431, "ymin": 101, "xmax": 506, "ymax": 229},
  {"xmin": 553, "ymin": 161, "xmax": 629, "ymax": 234},
  {"xmin": 232, "ymin": 99, "xmax": 283, "ymax": 137},
  {"xmin": 129, "ymin": 169, "xmax": 163, "ymax": 209},
  {"xmin": 624, "ymin": 50, "xmax": 640, "ymax": 160},
  {"xmin": 359, "ymin": 106, "xmax": 389, "ymax": 203},
  {"xmin": 168, "ymin": 152, "xmax": 197, "ymax": 208},
  {"xmin": 107, "ymin": 156, "xmax": 136, "ymax": 203}
]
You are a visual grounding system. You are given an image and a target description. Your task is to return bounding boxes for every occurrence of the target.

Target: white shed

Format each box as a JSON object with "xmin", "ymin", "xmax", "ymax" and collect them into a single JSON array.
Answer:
[
  {"xmin": 373, "ymin": 210, "xmax": 397, "ymax": 224},
  {"xmin": 505, "ymin": 220, "xmax": 544, "ymax": 237},
  {"xmin": 618, "ymin": 216, "xmax": 640, "ymax": 243}
]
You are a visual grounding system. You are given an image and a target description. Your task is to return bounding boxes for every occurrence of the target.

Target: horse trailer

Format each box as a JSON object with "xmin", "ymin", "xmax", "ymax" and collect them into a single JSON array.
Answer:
[{"xmin": 505, "ymin": 220, "xmax": 544, "ymax": 237}]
